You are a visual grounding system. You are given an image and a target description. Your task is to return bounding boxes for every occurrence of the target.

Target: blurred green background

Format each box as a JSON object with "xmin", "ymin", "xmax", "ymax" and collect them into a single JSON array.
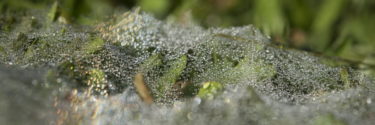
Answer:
[{"xmin": 1, "ymin": 0, "xmax": 375, "ymax": 67}]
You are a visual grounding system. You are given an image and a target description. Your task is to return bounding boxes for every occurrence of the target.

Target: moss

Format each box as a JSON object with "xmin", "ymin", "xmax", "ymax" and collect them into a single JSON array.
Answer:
[
  {"xmin": 178, "ymin": 81, "xmax": 197, "ymax": 97},
  {"xmin": 138, "ymin": 53, "xmax": 163, "ymax": 73},
  {"xmin": 0, "ymin": 46, "xmax": 5, "ymax": 55},
  {"xmin": 12, "ymin": 33, "xmax": 28, "ymax": 51},
  {"xmin": 10, "ymin": 33, "xmax": 41, "ymax": 55},
  {"xmin": 86, "ymin": 69, "xmax": 106, "ymax": 86},
  {"xmin": 157, "ymin": 55, "xmax": 188, "ymax": 94},
  {"xmin": 57, "ymin": 61, "xmax": 78, "ymax": 80},
  {"xmin": 197, "ymin": 81, "xmax": 223, "ymax": 99},
  {"xmin": 214, "ymin": 56, "xmax": 252, "ymax": 83},
  {"xmin": 24, "ymin": 46, "xmax": 34, "ymax": 59},
  {"xmin": 82, "ymin": 37, "xmax": 104, "ymax": 54},
  {"xmin": 199, "ymin": 55, "xmax": 275, "ymax": 85},
  {"xmin": 60, "ymin": 27, "xmax": 66, "ymax": 34},
  {"xmin": 55, "ymin": 60, "xmax": 109, "ymax": 95},
  {"xmin": 339, "ymin": 68, "xmax": 351, "ymax": 89},
  {"xmin": 85, "ymin": 69, "xmax": 108, "ymax": 96},
  {"xmin": 23, "ymin": 39, "xmax": 51, "ymax": 60},
  {"xmin": 252, "ymin": 59, "xmax": 277, "ymax": 82},
  {"xmin": 192, "ymin": 34, "xmax": 272, "ymax": 85}
]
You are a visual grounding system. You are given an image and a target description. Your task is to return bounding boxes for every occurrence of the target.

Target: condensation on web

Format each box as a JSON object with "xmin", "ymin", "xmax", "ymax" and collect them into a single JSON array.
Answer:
[{"xmin": 1, "ymin": 9, "xmax": 375, "ymax": 125}]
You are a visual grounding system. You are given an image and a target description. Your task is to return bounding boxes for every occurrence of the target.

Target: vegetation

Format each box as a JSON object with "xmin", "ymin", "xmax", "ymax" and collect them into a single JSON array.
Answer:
[{"xmin": 0, "ymin": 0, "xmax": 375, "ymax": 125}]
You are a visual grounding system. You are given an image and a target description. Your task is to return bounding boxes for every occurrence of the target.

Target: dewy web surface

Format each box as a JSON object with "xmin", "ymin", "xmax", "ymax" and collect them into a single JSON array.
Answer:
[{"xmin": 0, "ymin": 9, "xmax": 374, "ymax": 125}]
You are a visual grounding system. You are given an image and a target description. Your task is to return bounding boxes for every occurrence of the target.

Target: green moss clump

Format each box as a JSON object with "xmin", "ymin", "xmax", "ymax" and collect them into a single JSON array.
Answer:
[
  {"xmin": 86, "ymin": 69, "xmax": 106, "ymax": 85},
  {"xmin": 82, "ymin": 37, "xmax": 104, "ymax": 54},
  {"xmin": 0, "ymin": 46, "xmax": 5, "ymax": 55},
  {"xmin": 191, "ymin": 34, "xmax": 275, "ymax": 85},
  {"xmin": 339, "ymin": 68, "xmax": 350, "ymax": 89},
  {"xmin": 56, "ymin": 61, "xmax": 79, "ymax": 81},
  {"xmin": 138, "ymin": 53, "xmax": 163, "ymax": 73},
  {"xmin": 85, "ymin": 69, "xmax": 108, "ymax": 95},
  {"xmin": 54, "ymin": 60, "xmax": 109, "ymax": 95},
  {"xmin": 252, "ymin": 59, "xmax": 277, "ymax": 82},
  {"xmin": 12, "ymin": 33, "xmax": 29, "ymax": 51},
  {"xmin": 157, "ymin": 55, "xmax": 188, "ymax": 94},
  {"xmin": 197, "ymin": 81, "xmax": 223, "ymax": 99}
]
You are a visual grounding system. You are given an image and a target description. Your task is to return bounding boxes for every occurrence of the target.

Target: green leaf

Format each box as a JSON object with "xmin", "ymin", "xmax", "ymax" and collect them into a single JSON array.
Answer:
[
  {"xmin": 310, "ymin": 0, "xmax": 347, "ymax": 51},
  {"xmin": 253, "ymin": 0, "xmax": 285, "ymax": 36},
  {"xmin": 47, "ymin": 1, "xmax": 59, "ymax": 22}
]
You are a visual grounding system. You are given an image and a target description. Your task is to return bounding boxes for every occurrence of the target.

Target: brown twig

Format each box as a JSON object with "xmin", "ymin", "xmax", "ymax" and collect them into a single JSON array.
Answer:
[{"xmin": 134, "ymin": 73, "xmax": 154, "ymax": 104}]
